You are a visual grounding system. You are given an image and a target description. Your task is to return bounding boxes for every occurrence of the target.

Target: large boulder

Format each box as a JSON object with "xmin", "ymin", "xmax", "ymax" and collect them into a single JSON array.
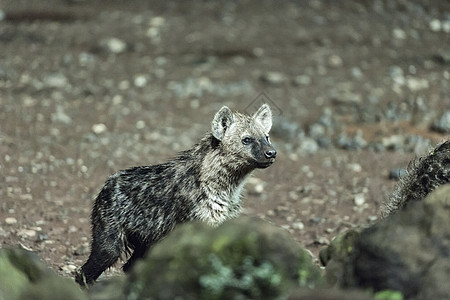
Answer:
[
  {"xmin": 341, "ymin": 185, "xmax": 450, "ymax": 299},
  {"xmin": 319, "ymin": 229, "xmax": 360, "ymax": 286},
  {"xmin": 120, "ymin": 216, "xmax": 323, "ymax": 300},
  {"xmin": 0, "ymin": 248, "xmax": 87, "ymax": 300}
]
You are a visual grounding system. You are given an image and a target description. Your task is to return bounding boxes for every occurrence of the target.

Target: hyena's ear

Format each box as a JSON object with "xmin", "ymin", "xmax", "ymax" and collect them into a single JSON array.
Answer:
[
  {"xmin": 211, "ymin": 106, "xmax": 235, "ymax": 141},
  {"xmin": 253, "ymin": 104, "xmax": 272, "ymax": 133}
]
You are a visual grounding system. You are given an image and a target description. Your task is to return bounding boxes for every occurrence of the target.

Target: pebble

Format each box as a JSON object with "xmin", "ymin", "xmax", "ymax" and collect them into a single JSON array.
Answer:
[
  {"xmin": 328, "ymin": 54, "xmax": 343, "ymax": 68},
  {"xmin": 92, "ymin": 123, "xmax": 107, "ymax": 134},
  {"xmin": 431, "ymin": 110, "xmax": 450, "ymax": 134},
  {"xmin": 406, "ymin": 77, "xmax": 429, "ymax": 92},
  {"xmin": 293, "ymin": 74, "xmax": 311, "ymax": 86},
  {"xmin": 18, "ymin": 229, "xmax": 37, "ymax": 238},
  {"xmin": 51, "ymin": 106, "xmax": 72, "ymax": 124},
  {"xmin": 247, "ymin": 177, "xmax": 265, "ymax": 195},
  {"xmin": 61, "ymin": 264, "xmax": 78, "ymax": 274},
  {"xmin": 389, "ymin": 168, "xmax": 408, "ymax": 180},
  {"xmin": 5, "ymin": 217, "xmax": 17, "ymax": 225},
  {"xmin": 271, "ymin": 116, "xmax": 303, "ymax": 140},
  {"xmin": 337, "ymin": 130, "xmax": 367, "ymax": 150},
  {"xmin": 259, "ymin": 71, "xmax": 286, "ymax": 86},
  {"xmin": 100, "ymin": 37, "xmax": 127, "ymax": 54},
  {"xmin": 134, "ymin": 75, "xmax": 148, "ymax": 87},
  {"xmin": 298, "ymin": 137, "xmax": 319, "ymax": 155},
  {"xmin": 392, "ymin": 28, "xmax": 407, "ymax": 40},
  {"xmin": 292, "ymin": 222, "xmax": 304, "ymax": 230},
  {"xmin": 382, "ymin": 135, "xmax": 405, "ymax": 150},
  {"xmin": 354, "ymin": 193, "xmax": 366, "ymax": 206},
  {"xmin": 43, "ymin": 73, "xmax": 68, "ymax": 88}
]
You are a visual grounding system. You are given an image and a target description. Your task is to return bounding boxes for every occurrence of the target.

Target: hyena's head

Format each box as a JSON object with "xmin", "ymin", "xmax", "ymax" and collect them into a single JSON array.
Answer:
[{"xmin": 211, "ymin": 104, "xmax": 276, "ymax": 169}]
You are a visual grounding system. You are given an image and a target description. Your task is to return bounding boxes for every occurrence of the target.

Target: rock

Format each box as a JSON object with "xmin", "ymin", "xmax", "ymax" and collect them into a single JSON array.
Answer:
[
  {"xmin": 319, "ymin": 229, "xmax": 360, "ymax": 285},
  {"xmin": 270, "ymin": 116, "xmax": 303, "ymax": 141},
  {"xmin": 392, "ymin": 28, "xmax": 407, "ymax": 40},
  {"xmin": 260, "ymin": 71, "xmax": 286, "ymax": 86},
  {"xmin": 99, "ymin": 37, "xmax": 127, "ymax": 54},
  {"xmin": 43, "ymin": 73, "xmax": 68, "ymax": 88},
  {"xmin": 342, "ymin": 185, "xmax": 450, "ymax": 299},
  {"xmin": 91, "ymin": 123, "xmax": 107, "ymax": 134},
  {"xmin": 293, "ymin": 75, "xmax": 311, "ymax": 86},
  {"xmin": 5, "ymin": 217, "xmax": 17, "ymax": 225},
  {"xmin": 406, "ymin": 77, "xmax": 429, "ymax": 92},
  {"xmin": 0, "ymin": 248, "xmax": 87, "ymax": 300},
  {"xmin": 246, "ymin": 177, "xmax": 265, "ymax": 195},
  {"xmin": 123, "ymin": 217, "xmax": 323, "ymax": 299},
  {"xmin": 381, "ymin": 134, "xmax": 404, "ymax": 151},
  {"xmin": 337, "ymin": 130, "xmax": 367, "ymax": 150},
  {"xmin": 298, "ymin": 137, "xmax": 319, "ymax": 155},
  {"xmin": 353, "ymin": 193, "xmax": 365, "ymax": 206},
  {"xmin": 433, "ymin": 50, "xmax": 450, "ymax": 65},
  {"xmin": 328, "ymin": 54, "xmax": 343, "ymax": 68},
  {"xmin": 388, "ymin": 168, "xmax": 407, "ymax": 180},
  {"xmin": 431, "ymin": 110, "xmax": 450, "ymax": 133}
]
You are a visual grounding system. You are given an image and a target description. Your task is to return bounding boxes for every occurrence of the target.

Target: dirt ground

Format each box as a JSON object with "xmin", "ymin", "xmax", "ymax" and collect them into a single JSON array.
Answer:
[{"xmin": 1, "ymin": 0, "xmax": 449, "ymax": 279}]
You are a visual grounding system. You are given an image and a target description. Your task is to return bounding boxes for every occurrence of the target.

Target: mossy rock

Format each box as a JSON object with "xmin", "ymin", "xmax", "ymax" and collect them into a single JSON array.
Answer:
[
  {"xmin": 0, "ymin": 248, "xmax": 87, "ymax": 300},
  {"xmin": 124, "ymin": 216, "xmax": 323, "ymax": 300},
  {"xmin": 319, "ymin": 229, "xmax": 360, "ymax": 285},
  {"xmin": 342, "ymin": 185, "xmax": 450, "ymax": 299}
]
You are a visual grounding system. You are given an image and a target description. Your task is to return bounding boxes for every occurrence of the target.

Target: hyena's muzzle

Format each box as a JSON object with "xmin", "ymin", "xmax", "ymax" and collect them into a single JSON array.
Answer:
[{"xmin": 252, "ymin": 137, "xmax": 277, "ymax": 168}]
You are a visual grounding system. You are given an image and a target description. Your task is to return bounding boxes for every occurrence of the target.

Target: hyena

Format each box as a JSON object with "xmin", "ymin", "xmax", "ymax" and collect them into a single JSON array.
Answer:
[
  {"xmin": 383, "ymin": 140, "xmax": 450, "ymax": 217},
  {"xmin": 75, "ymin": 104, "xmax": 276, "ymax": 286}
]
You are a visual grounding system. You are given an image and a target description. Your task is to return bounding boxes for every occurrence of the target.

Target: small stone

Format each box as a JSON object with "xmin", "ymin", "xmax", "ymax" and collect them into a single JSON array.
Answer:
[
  {"xmin": 299, "ymin": 137, "xmax": 319, "ymax": 155},
  {"xmin": 392, "ymin": 28, "xmax": 406, "ymax": 39},
  {"xmin": 328, "ymin": 55, "xmax": 343, "ymax": 68},
  {"xmin": 431, "ymin": 110, "xmax": 450, "ymax": 134},
  {"xmin": 100, "ymin": 37, "xmax": 127, "ymax": 54},
  {"xmin": 406, "ymin": 77, "xmax": 429, "ymax": 92},
  {"xmin": 18, "ymin": 229, "xmax": 37, "ymax": 238},
  {"xmin": 348, "ymin": 163, "xmax": 362, "ymax": 173},
  {"xmin": 134, "ymin": 75, "xmax": 148, "ymax": 87},
  {"xmin": 354, "ymin": 193, "xmax": 365, "ymax": 206},
  {"xmin": 382, "ymin": 135, "xmax": 405, "ymax": 150},
  {"xmin": 92, "ymin": 123, "xmax": 107, "ymax": 134},
  {"xmin": 44, "ymin": 73, "xmax": 68, "ymax": 88},
  {"xmin": 293, "ymin": 75, "xmax": 311, "ymax": 86},
  {"xmin": 61, "ymin": 264, "xmax": 77, "ymax": 274},
  {"xmin": 260, "ymin": 71, "xmax": 286, "ymax": 86},
  {"xmin": 389, "ymin": 168, "xmax": 408, "ymax": 180},
  {"xmin": 5, "ymin": 217, "xmax": 17, "ymax": 225},
  {"xmin": 292, "ymin": 222, "xmax": 304, "ymax": 230},
  {"xmin": 136, "ymin": 120, "xmax": 146, "ymax": 129},
  {"xmin": 429, "ymin": 19, "xmax": 441, "ymax": 32},
  {"xmin": 247, "ymin": 177, "xmax": 265, "ymax": 195}
]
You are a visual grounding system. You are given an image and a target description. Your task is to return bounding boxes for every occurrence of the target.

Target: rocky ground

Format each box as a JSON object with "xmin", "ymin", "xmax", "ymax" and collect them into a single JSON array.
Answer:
[{"xmin": 0, "ymin": 0, "xmax": 449, "ymax": 280}]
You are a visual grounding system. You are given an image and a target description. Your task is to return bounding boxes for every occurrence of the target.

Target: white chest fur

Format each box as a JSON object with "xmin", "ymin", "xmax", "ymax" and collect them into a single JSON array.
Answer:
[{"xmin": 194, "ymin": 175, "xmax": 250, "ymax": 226}]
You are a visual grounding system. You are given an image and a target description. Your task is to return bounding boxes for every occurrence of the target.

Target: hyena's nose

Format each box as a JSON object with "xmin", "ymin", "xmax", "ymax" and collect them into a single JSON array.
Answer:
[{"xmin": 264, "ymin": 149, "xmax": 277, "ymax": 159}]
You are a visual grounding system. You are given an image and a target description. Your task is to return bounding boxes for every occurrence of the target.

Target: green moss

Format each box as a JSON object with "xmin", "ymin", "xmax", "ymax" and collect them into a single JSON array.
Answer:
[
  {"xmin": 0, "ymin": 252, "xmax": 29, "ymax": 300},
  {"xmin": 125, "ymin": 217, "xmax": 323, "ymax": 299},
  {"xmin": 374, "ymin": 289, "xmax": 404, "ymax": 300}
]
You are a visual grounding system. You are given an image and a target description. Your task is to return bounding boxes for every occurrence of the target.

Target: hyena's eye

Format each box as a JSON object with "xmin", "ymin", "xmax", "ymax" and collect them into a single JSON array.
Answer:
[
  {"xmin": 266, "ymin": 135, "xmax": 270, "ymax": 143},
  {"xmin": 242, "ymin": 137, "xmax": 253, "ymax": 145}
]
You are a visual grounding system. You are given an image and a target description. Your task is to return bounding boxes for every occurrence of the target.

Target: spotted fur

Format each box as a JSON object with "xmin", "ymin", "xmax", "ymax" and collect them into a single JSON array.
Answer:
[
  {"xmin": 383, "ymin": 140, "xmax": 450, "ymax": 217},
  {"xmin": 75, "ymin": 104, "xmax": 276, "ymax": 286}
]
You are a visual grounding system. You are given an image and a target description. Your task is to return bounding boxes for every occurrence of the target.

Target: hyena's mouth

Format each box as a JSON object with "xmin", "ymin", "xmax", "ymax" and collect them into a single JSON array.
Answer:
[{"xmin": 255, "ymin": 158, "xmax": 275, "ymax": 169}]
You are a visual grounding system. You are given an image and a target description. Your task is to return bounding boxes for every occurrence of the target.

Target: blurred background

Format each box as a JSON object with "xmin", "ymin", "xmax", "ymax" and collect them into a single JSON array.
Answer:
[{"xmin": 0, "ymin": 0, "xmax": 449, "ymax": 276}]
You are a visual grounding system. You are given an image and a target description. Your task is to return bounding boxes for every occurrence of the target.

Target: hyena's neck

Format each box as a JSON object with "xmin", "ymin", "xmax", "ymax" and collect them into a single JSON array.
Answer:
[{"xmin": 192, "ymin": 133, "xmax": 254, "ymax": 225}]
